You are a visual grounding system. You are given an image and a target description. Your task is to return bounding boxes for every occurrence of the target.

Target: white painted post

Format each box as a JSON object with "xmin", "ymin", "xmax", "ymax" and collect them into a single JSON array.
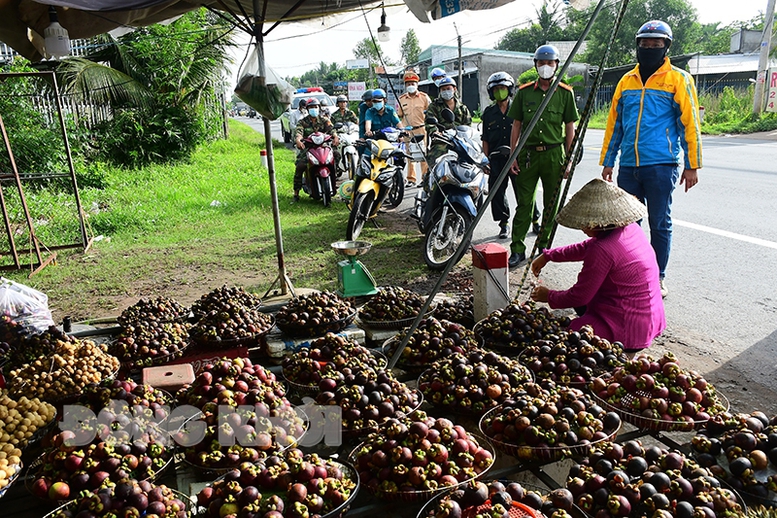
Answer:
[{"xmin": 472, "ymin": 243, "xmax": 510, "ymax": 322}]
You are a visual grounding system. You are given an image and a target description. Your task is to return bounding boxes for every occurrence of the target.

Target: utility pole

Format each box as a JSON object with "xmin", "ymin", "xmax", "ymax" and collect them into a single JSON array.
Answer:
[
  {"xmin": 454, "ymin": 23, "xmax": 463, "ymax": 98},
  {"xmin": 753, "ymin": 0, "xmax": 776, "ymax": 114}
]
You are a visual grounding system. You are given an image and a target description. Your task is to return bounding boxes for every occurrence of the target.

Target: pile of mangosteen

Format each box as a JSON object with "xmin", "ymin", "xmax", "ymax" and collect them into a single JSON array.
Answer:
[
  {"xmin": 566, "ymin": 440, "xmax": 744, "ymax": 518},
  {"xmin": 417, "ymin": 349, "xmax": 532, "ymax": 414},
  {"xmin": 474, "ymin": 302, "xmax": 571, "ymax": 353},
  {"xmin": 384, "ymin": 317, "xmax": 480, "ymax": 371},
  {"xmin": 358, "ymin": 286, "xmax": 428, "ymax": 322},
  {"xmin": 520, "ymin": 325, "xmax": 625, "ymax": 386},
  {"xmin": 275, "ymin": 291, "xmax": 355, "ymax": 336}
]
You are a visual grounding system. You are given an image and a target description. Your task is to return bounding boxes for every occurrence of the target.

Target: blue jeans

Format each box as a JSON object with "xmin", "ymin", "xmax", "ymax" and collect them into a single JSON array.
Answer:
[{"xmin": 617, "ymin": 164, "xmax": 679, "ymax": 279}]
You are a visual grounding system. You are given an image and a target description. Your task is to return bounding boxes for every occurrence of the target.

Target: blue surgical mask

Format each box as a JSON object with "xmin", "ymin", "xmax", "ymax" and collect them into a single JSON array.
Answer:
[
  {"xmin": 308, "ymin": 108, "xmax": 319, "ymax": 118},
  {"xmin": 373, "ymin": 101, "xmax": 384, "ymax": 111},
  {"xmin": 434, "ymin": 79, "xmax": 443, "ymax": 87}
]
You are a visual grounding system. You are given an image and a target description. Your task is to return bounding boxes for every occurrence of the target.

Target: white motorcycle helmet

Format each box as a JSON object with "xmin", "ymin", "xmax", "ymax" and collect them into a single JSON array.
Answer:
[{"xmin": 486, "ymin": 71, "xmax": 515, "ymax": 101}]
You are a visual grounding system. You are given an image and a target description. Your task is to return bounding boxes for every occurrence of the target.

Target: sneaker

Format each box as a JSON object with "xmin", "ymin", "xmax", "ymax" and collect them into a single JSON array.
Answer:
[
  {"xmin": 532, "ymin": 221, "xmax": 541, "ymax": 235},
  {"xmin": 406, "ymin": 180, "xmax": 416, "ymax": 188},
  {"xmin": 498, "ymin": 224, "xmax": 509, "ymax": 239},
  {"xmin": 293, "ymin": 194, "xmax": 300, "ymax": 202},
  {"xmin": 659, "ymin": 279, "xmax": 668, "ymax": 298},
  {"xmin": 508, "ymin": 252, "xmax": 526, "ymax": 268}
]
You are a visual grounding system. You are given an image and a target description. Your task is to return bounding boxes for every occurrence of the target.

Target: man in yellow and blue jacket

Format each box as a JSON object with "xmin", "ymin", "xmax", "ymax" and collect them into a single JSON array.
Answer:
[{"xmin": 600, "ymin": 20, "xmax": 702, "ymax": 298}]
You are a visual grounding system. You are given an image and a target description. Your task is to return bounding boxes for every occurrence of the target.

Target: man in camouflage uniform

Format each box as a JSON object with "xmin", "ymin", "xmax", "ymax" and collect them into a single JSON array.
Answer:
[
  {"xmin": 294, "ymin": 97, "xmax": 338, "ymax": 202},
  {"xmin": 330, "ymin": 94, "xmax": 358, "ymax": 125},
  {"xmin": 424, "ymin": 77, "xmax": 472, "ymax": 185}
]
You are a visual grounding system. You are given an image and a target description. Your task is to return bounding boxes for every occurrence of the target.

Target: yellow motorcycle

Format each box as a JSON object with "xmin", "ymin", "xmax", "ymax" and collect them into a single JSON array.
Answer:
[{"xmin": 344, "ymin": 127, "xmax": 409, "ymax": 240}]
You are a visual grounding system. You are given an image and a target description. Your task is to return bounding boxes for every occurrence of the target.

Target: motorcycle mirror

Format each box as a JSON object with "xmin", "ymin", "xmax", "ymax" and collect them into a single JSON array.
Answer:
[
  {"xmin": 441, "ymin": 108, "xmax": 455, "ymax": 123},
  {"xmin": 334, "ymin": 122, "xmax": 344, "ymax": 130},
  {"xmin": 425, "ymin": 115, "xmax": 439, "ymax": 125}
]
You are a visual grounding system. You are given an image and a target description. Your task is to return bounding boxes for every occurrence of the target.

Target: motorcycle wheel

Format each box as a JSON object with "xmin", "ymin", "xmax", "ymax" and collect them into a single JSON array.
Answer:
[
  {"xmin": 386, "ymin": 171, "xmax": 404, "ymax": 208},
  {"xmin": 320, "ymin": 176, "xmax": 332, "ymax": 208},
  {"xmin": 423, "ymin": 205, "xmax": 472, "ymax": 271},
  {"xmin": 346, "ymin": 191, "xmax": 374, "ymax": 240}
]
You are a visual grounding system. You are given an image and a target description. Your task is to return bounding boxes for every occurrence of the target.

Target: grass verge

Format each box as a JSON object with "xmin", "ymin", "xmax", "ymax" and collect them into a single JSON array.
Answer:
[{"xmin": 2, "ymin": 120, "xmax": 436, "ymax": 320}]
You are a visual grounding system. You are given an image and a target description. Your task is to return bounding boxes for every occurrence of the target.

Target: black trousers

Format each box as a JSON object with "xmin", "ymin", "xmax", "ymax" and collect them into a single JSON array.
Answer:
[{"xmin": 488, "ymin": 155, "xmax": 513, "ymax": 225}]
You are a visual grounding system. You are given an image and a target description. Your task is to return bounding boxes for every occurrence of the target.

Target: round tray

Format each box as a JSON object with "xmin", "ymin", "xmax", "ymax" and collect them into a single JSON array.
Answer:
[
  {"xmin": 199, "ymin": 459, "xmax": 360, "ymax": 518},
  {"xmin": 473, "ymin": 318, "xmax": 540, "ymax": 356},
  {"xmin": 516, "ymin": 348, "xmax": 625, "ymax": 389},
  {"xmin": 479, "ymin": 405, "xmax": 622, "ymax": 464},
  {"xmin": 192, "ymin": 314, "xmax": 275, "ymax": 348},
  {"xmin": 26, "ymin": 446, "xmax": 175, "ymax": 505},
  {"xmin": 589, "ymin": 378, "xmax": 730, "ymax": 432},
  {"xmin": 342, "ymin": 389, "xmax": 425, "ymax": 439},
  {"xmin": 356, "ymin": 307, "xmax": 435, "ymax": 330},
  {"xmin": 117, "ymin": 340, "xmax": 192, "ymax": 372},
  {"xmin": 178, "ymin": 407, "xmax": 309, "ymax": 474},
  {"xmin": 348, "ymin": 431, "xmax": 495, "ymax": 502},
  {"xmin": 381, "ymin": 334, "xmax": 482, "ymax": 374},
  {"xmin": 0, "ymin": 461, "xmax": 22, "ymax": 500},
  {"xmin": 42, "ymin": 487, "xmax": 198, "ymax": 518},
  {"xmin": 282, "ymin": 349, "xmax": 389, "ymax": 398},
  {"xmin": 276, "ymin": 310, "xmax": 356, "ymax": 338},
  {"xmin": 418, "ymin": 366, "xmax": 533, "ymax": 417}
]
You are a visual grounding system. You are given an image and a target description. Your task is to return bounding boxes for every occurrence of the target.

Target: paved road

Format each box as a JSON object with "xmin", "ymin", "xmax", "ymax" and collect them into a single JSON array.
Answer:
[{"xmin": 237, "ymin": 114, "xmax": 777, "ymax": 406}]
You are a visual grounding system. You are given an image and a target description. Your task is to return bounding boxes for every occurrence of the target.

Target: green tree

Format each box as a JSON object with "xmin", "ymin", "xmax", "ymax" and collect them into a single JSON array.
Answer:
[
  {"xmin": 399, "ymin": 29, "xmax": 422, "ymax": 65},
  {"xmin": 578, "ymin": 0, "xmax": 699, "ymax": 67},
  {"xmin": 57, "ymin": 8, "xmax": 234, "ymax": 167},
  {"xmin": 496, "ymin": 0, "xmax": 569, "ymax": 52}
]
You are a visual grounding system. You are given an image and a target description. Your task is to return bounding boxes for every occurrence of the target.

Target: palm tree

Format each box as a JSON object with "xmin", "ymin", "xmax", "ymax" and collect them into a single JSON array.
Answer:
[{"xmin": 56, "ymin": 9, "xmax": 236, "ymax": 165}]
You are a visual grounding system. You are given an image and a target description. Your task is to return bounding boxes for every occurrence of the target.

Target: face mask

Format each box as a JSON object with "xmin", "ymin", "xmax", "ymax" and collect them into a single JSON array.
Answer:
[
  {"xmin": 440, "ymin": 89, "xmax": 454, "ymax": 101},
  {"xmin": 494, "ymin": 88, "xmax": 509, "ymax": 101},
  {"xmin": 372, "ymin": 101, "xmax": 384, "ymax": 111},
  {"xmin": 537, "ymin": 65, "xmax": 556, "ymax": 80},
  {"xmin": 406, "ymin": 85, "xmax": 418, "ymax": 94},
  {"xmin": 637, "ymin": 46, "xmax": 666, "ymax": 70},
  {"xmin": 434, "ymin": 79, "xmax": 443, "ymax": 87},
  {"xmin": 308, "ymin": 108, "xmax": 319, "ymax": 118}
]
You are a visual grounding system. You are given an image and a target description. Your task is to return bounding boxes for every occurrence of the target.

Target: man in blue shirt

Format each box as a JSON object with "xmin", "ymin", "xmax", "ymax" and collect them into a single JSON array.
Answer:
[{"xmin": 364, "ymin": 89, "xmax": 401, "ymax": 136}]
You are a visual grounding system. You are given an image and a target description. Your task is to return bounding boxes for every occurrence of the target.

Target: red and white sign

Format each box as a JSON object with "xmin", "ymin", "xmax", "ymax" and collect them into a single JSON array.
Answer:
[
  {"xmin": 766, "ymin": 68, "xmax": 777, "ymax": 113},
  {"xmin": 348, "ymin": 82, "xmax": 366, "ymax": 101}
]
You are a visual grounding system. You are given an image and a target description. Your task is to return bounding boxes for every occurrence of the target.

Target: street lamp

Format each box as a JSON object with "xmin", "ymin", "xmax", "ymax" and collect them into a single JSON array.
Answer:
[{"xmin": 377, "ymin": 6, "xmax": 390, "ymax": 42}]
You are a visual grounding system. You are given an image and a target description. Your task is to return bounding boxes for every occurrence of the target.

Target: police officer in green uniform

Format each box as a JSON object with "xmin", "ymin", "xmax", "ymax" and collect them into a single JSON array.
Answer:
[
  {"xmin": 507, "ymin": 44, "xmax": 578, "ymax": 267},
  {"xmin": 294, "ymin": 97, "xmax": 338, "ymax": 202},
  {"xmin": 425, "ymin": 77, "xmax": 472, "ymax": 173}
]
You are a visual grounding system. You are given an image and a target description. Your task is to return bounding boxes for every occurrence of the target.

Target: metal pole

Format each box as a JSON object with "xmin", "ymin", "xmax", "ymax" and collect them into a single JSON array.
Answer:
[
  {"xmin": 255, "ymin": 0, "xmax": 295, "ymax": 298},
  {"xmin": 50, "ymin": 71, "xmax": 89, "ymax": 249},
  {"xmin": 753, "ymin": 0, "xmax": 776, "ymax": 115},
  {"xmin": 455, "ymin": 24, "xmax": 463, "ymax": 97},
  {"xmin": 0, "ymin": 111, "xmax": 42, "ymax": 267}
]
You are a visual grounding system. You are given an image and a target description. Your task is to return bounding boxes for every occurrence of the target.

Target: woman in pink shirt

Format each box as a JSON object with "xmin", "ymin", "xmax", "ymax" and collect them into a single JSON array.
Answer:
[{"xmin": 530, "ymin": 178, "xmax": 665, "ymax": 354}]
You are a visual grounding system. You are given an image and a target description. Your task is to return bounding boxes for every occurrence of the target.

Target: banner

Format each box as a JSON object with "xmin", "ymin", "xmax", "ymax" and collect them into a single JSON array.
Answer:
[{"xmin": 348, "ymin": 82, "xmax": 366, "ymax": 101}]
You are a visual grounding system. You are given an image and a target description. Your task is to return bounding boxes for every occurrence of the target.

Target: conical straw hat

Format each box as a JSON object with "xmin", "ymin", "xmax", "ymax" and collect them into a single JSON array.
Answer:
[{"xmin": 555, "ymin": 178, "xmax": 647, "ymax": 230}]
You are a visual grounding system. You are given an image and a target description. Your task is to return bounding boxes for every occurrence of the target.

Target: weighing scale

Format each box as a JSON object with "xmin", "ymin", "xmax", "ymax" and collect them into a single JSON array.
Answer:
[{"xmin": 331, "ymin": 241, "xmax": 379, "ymax": 298}]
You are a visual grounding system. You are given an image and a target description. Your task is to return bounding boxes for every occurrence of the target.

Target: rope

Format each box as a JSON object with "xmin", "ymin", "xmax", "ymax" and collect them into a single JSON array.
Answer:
[{"xmin": 515, "ymin": 0, "xmax": 632, "ymax": 297}]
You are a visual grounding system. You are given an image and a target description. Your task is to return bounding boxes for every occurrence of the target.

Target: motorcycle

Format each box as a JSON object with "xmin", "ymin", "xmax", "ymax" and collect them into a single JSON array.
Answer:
[
  {"xmin": 301, "ymin": 131, "xmax": 336, "ymax": 207},
  {"xmin": 345, "ymin": 127, "xmax": 410, "ymax": 240},
  {"xmin": 334, "ymin": 122, "xmax": 360, "ymax": 179},
  {"xmin": 413, "ymin": 110, "xmax": 489, "ymax": 270}
]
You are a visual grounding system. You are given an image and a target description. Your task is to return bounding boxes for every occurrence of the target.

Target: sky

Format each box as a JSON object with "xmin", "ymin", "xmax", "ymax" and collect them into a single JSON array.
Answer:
[{"xmin": 227, "ymin": 0, "xmax": 771, "ymax": 86}]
